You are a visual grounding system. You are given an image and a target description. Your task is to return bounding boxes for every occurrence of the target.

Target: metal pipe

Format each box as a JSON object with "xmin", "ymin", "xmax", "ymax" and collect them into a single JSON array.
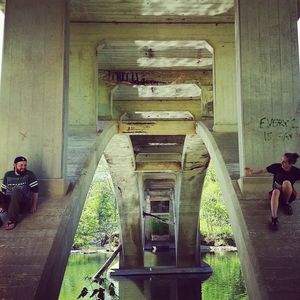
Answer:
[{"xmin": 93, "ymin": 244, "xmax": 122, "ymax": 279}]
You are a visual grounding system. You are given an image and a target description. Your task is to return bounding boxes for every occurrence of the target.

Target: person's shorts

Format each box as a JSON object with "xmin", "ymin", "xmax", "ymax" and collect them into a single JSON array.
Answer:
[{"xmin": 268, "ymin": 189, "xmax": 297, "ymax": 204}]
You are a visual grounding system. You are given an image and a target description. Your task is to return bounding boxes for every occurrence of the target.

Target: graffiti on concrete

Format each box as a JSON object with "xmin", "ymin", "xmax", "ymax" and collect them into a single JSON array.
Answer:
[{"xmin": 259, "ymin": 116, "xmax": 299, "ymax": 142}]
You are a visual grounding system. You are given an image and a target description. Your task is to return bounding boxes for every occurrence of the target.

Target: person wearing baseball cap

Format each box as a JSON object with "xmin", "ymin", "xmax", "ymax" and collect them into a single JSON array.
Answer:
[{"xmin": 0, "ymin": 156, "xmax": 39, "ymax": 230}]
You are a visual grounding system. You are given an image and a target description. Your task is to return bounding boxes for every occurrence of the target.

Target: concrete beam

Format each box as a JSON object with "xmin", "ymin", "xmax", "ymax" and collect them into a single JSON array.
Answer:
[
  {"xmin": 136, "ymin": 162, "xmax": 181, "ymax": 172},
  {"xmin": 100, "ymin": 70, "xmax": 213, "ymax": 86},
  {"xmin": 134, "ymin": 145, "xmax": 183, "ymax": 154},
  {"xmin": 136, "ymin": 153, "xmax": 182, "ymax": 163},
  {"xmin": 113, "ymin": 100, "xmax": 202, "ymax": 119},
  {"xmin": 119, "ymin": 121, "xmax": 195, "ymax": 135}
]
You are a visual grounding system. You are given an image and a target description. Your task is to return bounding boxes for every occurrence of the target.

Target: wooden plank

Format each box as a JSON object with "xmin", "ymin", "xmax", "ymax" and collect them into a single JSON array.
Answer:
[
  {"xmin": 135, "ymin": 162, "xmax": 181, "ymax": 172},
  {"xmin": 119, "ymin": 121, "xmax": 196, "ymax": 135}
]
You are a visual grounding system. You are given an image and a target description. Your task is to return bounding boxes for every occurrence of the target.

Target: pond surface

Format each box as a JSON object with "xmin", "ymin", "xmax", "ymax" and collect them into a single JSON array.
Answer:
[{"xmin": 59, "ymin": 251, "xmax": 248, "ymax": 300}]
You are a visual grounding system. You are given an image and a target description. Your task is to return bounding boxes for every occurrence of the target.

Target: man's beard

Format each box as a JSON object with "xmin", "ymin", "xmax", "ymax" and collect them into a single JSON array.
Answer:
[{"xmin": 16, "ymin": 169, "xmax": 26, "ymax": 175}]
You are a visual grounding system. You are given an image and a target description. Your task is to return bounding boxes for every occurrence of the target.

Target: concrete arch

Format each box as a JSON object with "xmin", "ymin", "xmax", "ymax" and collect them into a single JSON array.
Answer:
[
  {"xmin": 34, "ymin": 122, "xmax": 118, "ymax": 300},
  {"xmin": 195, "ymin": 121, "xmax": 266, "ymax": 300}
]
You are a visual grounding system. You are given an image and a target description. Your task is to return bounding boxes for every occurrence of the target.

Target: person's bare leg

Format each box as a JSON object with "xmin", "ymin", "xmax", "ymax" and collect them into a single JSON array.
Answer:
[
  {"xmin": 270, "ymin": 189, "xmax": 280, "ymax": 218},
  {"xmin": 282, "ymin": 180, "xmax": 292, "ymax": 204}
]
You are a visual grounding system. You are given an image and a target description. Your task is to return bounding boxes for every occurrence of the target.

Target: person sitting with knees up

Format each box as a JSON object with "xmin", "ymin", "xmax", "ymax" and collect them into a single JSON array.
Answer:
[
  {"xmin": 245, "ymin": 153, "xmax": 300, "ymax": 230},
  {"xmin": 0, "ymin": 156, "xmax": 39, "ymax": 230}
]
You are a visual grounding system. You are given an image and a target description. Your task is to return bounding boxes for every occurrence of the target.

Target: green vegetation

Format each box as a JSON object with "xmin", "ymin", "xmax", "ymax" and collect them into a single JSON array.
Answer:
[
  {"xmin": 151, "ymin": 219, "xmax": 169, "ymax": 235},
  {"xmin": 200, "ymin": 163, "xmax": 234, "ymax": 246},
  {"xmin": 73, "ymin": 159, "xmax": 234, "ymax": 250},
  {"xmin": 73, "ymin": 158, "xmax": 119, "ymax": 250},
  {"xmin": 202, "ymin": 252, "xmax": 248, "ymax": 299}
]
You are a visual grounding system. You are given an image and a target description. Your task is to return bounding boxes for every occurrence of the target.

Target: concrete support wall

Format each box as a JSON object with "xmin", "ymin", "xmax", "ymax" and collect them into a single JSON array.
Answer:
[
  {"xmin": 98, "ymin": 78, "xmax": 113, "ymax": 120},
  {"xmin": 0, "ymin": 0, "xmax": 69, "ymax": 181},
  {"xmin": 69, "ymin": 43, "xmax": 97, "ymax": 131},
  {"xmin": 176, "ymin": 135, "xmax": 209, "ymax": 267},
  {"xmin": 105, "ymin": 135, "xmax": 144, "ymax": 268},
  {"xmin": 213, "ymin": 41, "xmax": 237, "ymax": 132},
  {"xmin": 236, "ymin": 0, "xmax": 300, "ymax": 173}
]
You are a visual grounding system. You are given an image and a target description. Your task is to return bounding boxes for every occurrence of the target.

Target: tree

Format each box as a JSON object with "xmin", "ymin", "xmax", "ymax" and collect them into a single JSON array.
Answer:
[
  {"xmin": 200, "ymin": 163, "xmax": 234, "ymax": 246},
  {"xmin": 73, "ymin": 158, "xmax": 119, "ymax": 250}
]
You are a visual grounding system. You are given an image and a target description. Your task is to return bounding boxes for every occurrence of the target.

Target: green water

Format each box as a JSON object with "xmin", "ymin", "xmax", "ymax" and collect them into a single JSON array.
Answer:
[{"xmin": 59, "ymin": 251, "xmax": 248, "ymax": 300}]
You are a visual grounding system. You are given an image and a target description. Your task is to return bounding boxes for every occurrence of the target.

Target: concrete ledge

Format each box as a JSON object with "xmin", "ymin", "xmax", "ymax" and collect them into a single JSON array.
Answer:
[
  {"xmin": 110, "ymin": 263, "xmax": 212, "ymax": 278},
  {"xmin": 68, "ymin": 125, "xmax": 96, "ymax": 135},
  {"xmin": 212, "ymin": 123, "xmax": 237, "ymax": 132},
  {"xmin": 38, "ymin": 179, "xmax": 68, "ymax": 197},
  {"xmin": 238, "ymin": 177, "xmax": 300, "ymax": 199}
]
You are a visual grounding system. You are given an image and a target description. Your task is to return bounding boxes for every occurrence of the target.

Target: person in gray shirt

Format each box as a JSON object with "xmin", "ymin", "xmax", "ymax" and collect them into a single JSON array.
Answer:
[{"xmin": 0, "ymin": 156, "xmax": 39, "ymax": 230}]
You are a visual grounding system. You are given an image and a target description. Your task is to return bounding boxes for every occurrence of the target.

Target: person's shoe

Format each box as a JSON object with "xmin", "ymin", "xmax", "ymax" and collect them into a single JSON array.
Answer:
[
  {"xmin": 285, "ymin": 204, "xmax": 293, "ymax": 215},
  {"xmin": 5, "ymin": 221, "xmax": 16, "ymax": 230},
  {"xmin": 270, "ymin": 217, "xmax": 279, "ymax": 231}
]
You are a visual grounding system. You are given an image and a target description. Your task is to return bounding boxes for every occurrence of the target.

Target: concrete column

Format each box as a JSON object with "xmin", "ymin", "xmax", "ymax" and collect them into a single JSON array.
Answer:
[
  {"xmin": 236, "ymin": 0, "xmax": 300, "ymax": 174},
  {"xmin": 0, "ymin": 0, "xmax": 69, "ymax": 190},
  {"xmin": 105, "ymin": 135, "xmax": 144, "ymax": 268},
  {"xmin": 176, "ymin": 135, "xmax": 209, "ymax": 267},
  {"xmin": 69, "ymin": 44, "xmax": 97, "ymax": 132},
  {"xmin": 213, "ymin": 31, "xmax": 237, "ymax": 132}
]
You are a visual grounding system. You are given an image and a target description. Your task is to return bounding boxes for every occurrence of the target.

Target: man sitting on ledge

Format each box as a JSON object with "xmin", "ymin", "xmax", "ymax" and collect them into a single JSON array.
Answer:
[{"xmin": 0, "ymin": 156, "xmax": 39, "ymax": 230}]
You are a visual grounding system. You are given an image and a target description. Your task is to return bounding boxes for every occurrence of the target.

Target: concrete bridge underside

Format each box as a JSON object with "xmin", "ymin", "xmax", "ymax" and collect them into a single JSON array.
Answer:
[{"xmin": 0, "ymin": 1, "xmax": 300, "ymax": 300}]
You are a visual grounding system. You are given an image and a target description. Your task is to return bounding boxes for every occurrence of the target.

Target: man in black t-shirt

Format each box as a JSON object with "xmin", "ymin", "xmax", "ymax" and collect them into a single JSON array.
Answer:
[
  {"xmin": 0, "ymin": 156, "xmax": 39, "ymax": 230},
  {"xmin": 245, "ymin": 152, "xmax": 300, "ymax": 230}
]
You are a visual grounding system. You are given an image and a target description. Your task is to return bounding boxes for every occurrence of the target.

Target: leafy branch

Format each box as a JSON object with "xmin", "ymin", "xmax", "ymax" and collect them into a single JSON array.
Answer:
[{"xmin": 77, "ymin": 275, "xmax": 119, "ymax": 300}]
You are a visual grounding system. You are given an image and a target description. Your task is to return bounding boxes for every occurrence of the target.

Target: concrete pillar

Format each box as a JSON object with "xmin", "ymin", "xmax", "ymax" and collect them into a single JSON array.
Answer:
[
  {"xmin": 69, "ymin": 44, "xmax": 97, "ymax": 132},
  {"xmin": 176, "ymin": 135, "xmax": 209, "ymax": 267},
  {"xmin": 236, "ymin": 0, "xmax": 300, "ymax": 173},
  {"xmin": 105, "ymin": 135, "xmax": 144, "ymax": 268},
  {"xmin": 213, "ymin": 31, "xmax": 237, "ymax": 132},
  {"xmin": 0, "ymin": 0, "xmax": 69, "ymax": 191}
]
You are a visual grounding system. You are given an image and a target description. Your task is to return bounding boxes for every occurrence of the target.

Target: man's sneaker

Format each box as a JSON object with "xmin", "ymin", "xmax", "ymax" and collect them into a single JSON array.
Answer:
[
  {"xmin": 285, "ymin": 204, "xmax": 293, "ymax": 215},
  {"xmin": 270, "ymin": 217, "xmax": 279, "ymax": 231}
]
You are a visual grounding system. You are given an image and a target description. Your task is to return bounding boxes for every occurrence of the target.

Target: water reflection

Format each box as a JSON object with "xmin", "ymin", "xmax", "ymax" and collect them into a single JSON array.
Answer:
[
  {"xmin": 59, "ymin": 251, "xmax": 248, "ymax": 300},
  {"xmin": 118, "ymin": 276, "xmax": 206, "ymax": 300}
]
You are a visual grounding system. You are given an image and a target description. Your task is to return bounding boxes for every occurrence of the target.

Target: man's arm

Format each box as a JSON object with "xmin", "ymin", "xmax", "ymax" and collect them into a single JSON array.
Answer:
[
  {"xmin": 1, "ymin": 173, "xmax": 8, "ymax": 194},
  {"xmin": 30, "ymin": 192, "xmax": 38, "ymax": 213}
]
